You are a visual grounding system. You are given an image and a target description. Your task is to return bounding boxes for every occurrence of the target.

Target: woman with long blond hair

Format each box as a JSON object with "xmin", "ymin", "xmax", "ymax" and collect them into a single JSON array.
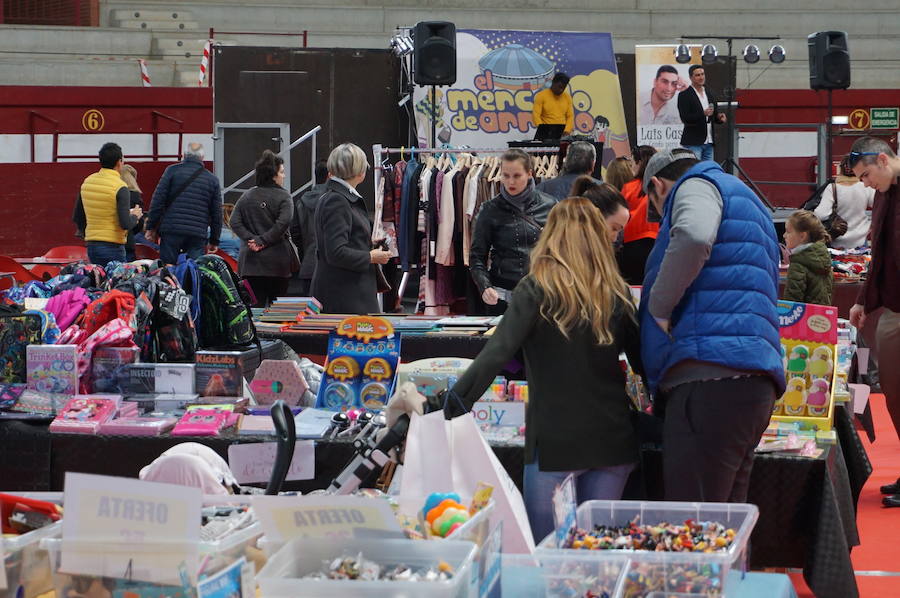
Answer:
[
  {"xmin": 445, "ymin": 197, "xmax": 642, "ymax": 542},
  {"xmin": 120, "ymin": 164, "xmax": 146, "ymax": 261}
]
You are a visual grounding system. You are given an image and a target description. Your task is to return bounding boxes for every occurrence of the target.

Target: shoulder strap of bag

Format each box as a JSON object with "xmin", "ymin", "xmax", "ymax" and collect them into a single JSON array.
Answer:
[
  {"xmin": 163, "ymin": 163, "xmax": 206, "ymax": 214},
  {"xmin": 513, "ymin": 209, "xmax": 543, "ymax": 232},
  {"xmin": 831, "ymin": 181, "xmax": 840, "ymax": 218}
]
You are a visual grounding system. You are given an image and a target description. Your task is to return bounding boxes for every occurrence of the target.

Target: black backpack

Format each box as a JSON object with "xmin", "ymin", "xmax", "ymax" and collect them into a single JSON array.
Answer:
[
  {"xmin": 143, "ymin": 270, "xmax": 197, "ymax": 363},
  {"xmin": 195, "ymin": 254, "xmax": 259, "ymax": 349}
]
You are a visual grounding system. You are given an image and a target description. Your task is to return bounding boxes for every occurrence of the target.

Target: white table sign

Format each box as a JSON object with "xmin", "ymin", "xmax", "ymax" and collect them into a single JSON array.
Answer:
[
  {"xmin": 252, "ymin": 495, "xmax": 404, "ymax": 543},
  {"xmin": 61, "ymin": 473, "xmax": 201, "ymax": 585},
  {"xmin": 227, "ymin": 440, "xmax": 315, "ymax": 484}
]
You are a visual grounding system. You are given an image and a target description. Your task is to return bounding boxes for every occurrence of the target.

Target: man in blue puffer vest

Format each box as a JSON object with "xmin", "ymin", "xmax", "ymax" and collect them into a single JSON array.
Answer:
[
  {"xmin": 639, "ymin": 148, "xmax": 785, "ymax": 503},
  {"xmin": 146, "ymin": 142, "xmax": 223, "ymax": 265}
]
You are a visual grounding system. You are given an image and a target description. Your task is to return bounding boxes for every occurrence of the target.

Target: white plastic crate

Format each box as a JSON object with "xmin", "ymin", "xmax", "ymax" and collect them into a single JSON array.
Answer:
[
  {"xmin": 2, "ymin": 521, "xmax": 62, "ymax": 598},
  {"xmin": 257, "ymin": 537, "xmax": 477, "ymax": 598},
  {"xmin": 536, "ymin": 500, "xmax": 759, "ymax": 598}
]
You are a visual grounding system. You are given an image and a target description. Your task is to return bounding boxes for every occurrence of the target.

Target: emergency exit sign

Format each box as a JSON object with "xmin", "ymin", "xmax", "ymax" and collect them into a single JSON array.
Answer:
[{"xmin": 870, "ymin": 108, "xmax": 899, "ymax": 129}]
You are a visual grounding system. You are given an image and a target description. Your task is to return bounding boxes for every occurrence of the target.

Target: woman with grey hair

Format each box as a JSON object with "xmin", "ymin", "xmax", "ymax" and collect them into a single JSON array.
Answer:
[{"xmin": 310, "ymin": 143, "xmax": 390, "ymax": 313}]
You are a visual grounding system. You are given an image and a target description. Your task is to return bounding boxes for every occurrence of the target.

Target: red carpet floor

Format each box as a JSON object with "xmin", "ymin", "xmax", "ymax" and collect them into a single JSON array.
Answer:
[{"xmin": 789, "ymin": 393, "xmax": 900, "ymax": 597}]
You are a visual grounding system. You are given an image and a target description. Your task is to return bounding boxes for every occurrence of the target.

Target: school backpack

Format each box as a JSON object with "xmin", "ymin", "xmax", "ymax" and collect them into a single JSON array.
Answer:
[
  {"xmin": 45, "ymin": 287, "xmax": 91, "ymax": 330},
  {"xmin": 171, "ymin": 255, "xmax": 202, "ymax": 337},
  {"xmin": 0, "ymin": 307, "xmax": 43, "ymax": 383},
  {"xmin": 23, "ymin": 309, "xmax": 61, "ymax": 345},
  {"xmin": 60, "ymin": 262, "xmax": 107, "ymax": 289},
  {"xmin": 143, "ymin": 271, "xmax": 197, "ymax": 363},
  {"xmin": 82, "ymin": 290, "xmax": 136, "ymax": 336},
  {"xmin": 192, "ymin": 254, "xmax": 258, "ymax": 350}
]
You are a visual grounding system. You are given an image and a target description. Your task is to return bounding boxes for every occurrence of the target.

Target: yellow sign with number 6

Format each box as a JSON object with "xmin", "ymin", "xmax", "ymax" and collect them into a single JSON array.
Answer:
[{"xmin": 82, "ymin": 109, "xmax": 105, "ymax": 131}]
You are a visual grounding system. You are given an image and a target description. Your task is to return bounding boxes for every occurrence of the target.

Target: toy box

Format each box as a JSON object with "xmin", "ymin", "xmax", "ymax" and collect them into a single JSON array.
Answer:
[
  {"xmin": 128, "ymin": 363, "xmax": 196, "ymax": 395},
  {"xmin": 772, "ymin": 301, "xmax": 838, "ymax": 432},
  {"xmin": 195, "ymin": 351, "xmax": 243, "ymax": 397},
  {"xmin": 315, "ymin": 316, "xmax": 401, "ymax": 411},
  {"xmin": 91, "ymin": 346, "xmax": 139, "ymax": 394},
  {"xmin": 249, "ymin": 359, "xmax": 308, "ymax": 406},
  {"xmin": 396, "ymin": 358, "xmax": 473, "ymax": 399},
  {"xmin": 26, "ymin": 345, "xmax": 78, "ymax": 396}
]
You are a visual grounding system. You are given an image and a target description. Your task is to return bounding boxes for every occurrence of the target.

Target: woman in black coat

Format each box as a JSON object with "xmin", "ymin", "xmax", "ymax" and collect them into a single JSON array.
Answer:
[
  {"xmin": 469, "ymin": 149, "xmax": 556, "ymax": 315},
  {"xmin": 230, "ymin": 150, "xmax": 298, "ymax": 307},
  {"xmin": 310, "ymin": 143, "xmax": 390, "ymax": 313}
]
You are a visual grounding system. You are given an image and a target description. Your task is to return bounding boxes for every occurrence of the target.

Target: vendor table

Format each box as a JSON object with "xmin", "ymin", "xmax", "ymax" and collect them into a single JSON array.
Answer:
[{"xmin": 0, "ymin": 405, "xmax": 868, "ymax": 598}]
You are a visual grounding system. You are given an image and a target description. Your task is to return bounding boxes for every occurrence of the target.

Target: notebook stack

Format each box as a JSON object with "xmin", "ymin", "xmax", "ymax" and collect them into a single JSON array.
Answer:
[
  {"xmin": 258, "ymin": 297, "xmax": 323, "ymax": 323},
  {"xmin": 287, "ymin": 313, "xmax": 351, "ymax": 334}
]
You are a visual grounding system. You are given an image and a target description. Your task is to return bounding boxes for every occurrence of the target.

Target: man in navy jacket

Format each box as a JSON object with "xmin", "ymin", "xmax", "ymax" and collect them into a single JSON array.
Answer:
[{"xmin": 146, "ymin": 142, "xmax": 223, "ymax": 264}]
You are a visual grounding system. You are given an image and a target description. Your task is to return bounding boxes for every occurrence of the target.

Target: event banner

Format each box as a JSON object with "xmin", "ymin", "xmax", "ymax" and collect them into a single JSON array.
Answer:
[
  {"xmin": 635, "ymin": 44, "xmax": 701, "ymax": 150},
  {"xmin": 413, "ymin": 30, "xmax": 630, "ymax": 164}
]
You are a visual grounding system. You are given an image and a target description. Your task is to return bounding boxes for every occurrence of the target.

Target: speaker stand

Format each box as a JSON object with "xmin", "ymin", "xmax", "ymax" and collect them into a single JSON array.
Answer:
[
  {"xmin": 430, "ymin": 85, "xmax": 437, "ymax": 149},
  {"xmin": 826, "ymin": 88, "xmax": 834, "ymax": 177}
]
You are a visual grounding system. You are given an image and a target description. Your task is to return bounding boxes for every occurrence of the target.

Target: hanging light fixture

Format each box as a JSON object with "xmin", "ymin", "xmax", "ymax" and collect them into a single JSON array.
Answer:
[
  {"xmin": 675, "ymin": 43, "xmax": 691, "ymax": 64},
  {"xmin": 743, "ymin": 44, "xmax": 760, "ymax": 64},
  {"xmin": 390, "ymin": 34, "xmax": 413, "ymax": 57},
  {"xmin": 768, "ymin": 44, "xmax": 786, "ymax": 63},
  {"xmin": 701, "ymin": 44, "xmax": 718, "ymax": 64}
]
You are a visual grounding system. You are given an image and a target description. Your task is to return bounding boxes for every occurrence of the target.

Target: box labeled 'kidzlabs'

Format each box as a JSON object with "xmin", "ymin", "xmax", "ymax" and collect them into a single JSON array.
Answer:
[
  {"xmin": 315, "ymin": 316, "xmax": 401, "ymax": 411},
  {"xmin": 773, "ymin": 301, "xmax": 838, "ymax": 431}
]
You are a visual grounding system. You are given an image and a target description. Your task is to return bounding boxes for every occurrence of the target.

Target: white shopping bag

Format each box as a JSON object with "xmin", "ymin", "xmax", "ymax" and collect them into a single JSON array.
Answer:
[
  {"xmin": 450, "ymin": 413, "xmax": 535, "ymax": 554},
  {"xmin": 399, "ymin": 411, "xmax": 455, "ymax": 497}
]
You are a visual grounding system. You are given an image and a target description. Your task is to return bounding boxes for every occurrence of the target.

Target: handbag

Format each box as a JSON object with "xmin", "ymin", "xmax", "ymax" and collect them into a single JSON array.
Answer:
[
  {"xmin": 823, "ymin": 183, "xmax": 848, "ymax": 240},
  {"xmin": 372, "ymin": 239, "xmax": 392, "ymax": 294}
]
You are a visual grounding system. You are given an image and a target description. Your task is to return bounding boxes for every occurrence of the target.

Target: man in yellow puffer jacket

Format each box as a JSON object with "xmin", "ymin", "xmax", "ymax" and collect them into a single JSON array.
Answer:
[{"xmin": 72, "ymin": 142, "xmax": 143, "ymax": 268}]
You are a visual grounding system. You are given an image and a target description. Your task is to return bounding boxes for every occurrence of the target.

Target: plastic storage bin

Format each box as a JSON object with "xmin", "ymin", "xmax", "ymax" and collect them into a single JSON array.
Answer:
[
  {"xmin": 2, "ymin": 521, "xmax": 62, "ymax": 598},
  {"xmin": 537, "ymin": 500, "xmax": 759, "ymax": 598},
  {"xmin": 40, "ymin": 521, "xmax": 263, "ymax": 595},
  {"xmin": 257, "ymin": 537, "xmax": 477, "ymax": 598}
]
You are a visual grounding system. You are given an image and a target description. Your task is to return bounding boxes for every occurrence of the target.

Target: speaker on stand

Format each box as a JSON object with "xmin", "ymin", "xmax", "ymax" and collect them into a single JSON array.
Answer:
[
  {"xmin": 808, "ymin": 31, "xmax": 850, "ymax": 178},
  {"xmin": 413, "ymin": 21, "xmax": 456, "ymax": 147}
]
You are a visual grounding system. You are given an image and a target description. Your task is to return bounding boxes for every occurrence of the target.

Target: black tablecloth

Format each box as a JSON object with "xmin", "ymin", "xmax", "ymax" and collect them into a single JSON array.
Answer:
[{"xmin": 0, "ymin": 406, "xmax": 867, "ymax": 598}]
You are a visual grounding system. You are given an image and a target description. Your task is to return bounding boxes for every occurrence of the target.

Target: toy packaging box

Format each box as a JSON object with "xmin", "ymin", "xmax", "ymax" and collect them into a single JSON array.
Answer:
[
  {"xmin": 396, "ymin": 358, "xmax": 473, "ymax": 399},
  {"xmin": 26, "ymin": 344, "xmax": 78, "ymax": 396},
  {"xmin": 315, "ymin": 316, "xmax": 401, "ymax": 411},
  {"xmin": 91, "ymin": 346, "xmax": 139, "ymax": 394},
  {"xmin": 195, "ymin": 351, "xmax": 244, "ymax": 397},
  {"xmin": 773, "ymin": 301, "xmax": 838, "ymax": 431},
  {"xmin": 128, "ymin": 363, "xmax": 196, "ymax": 395},
  {"xmin": 249, "ymin": 359, "xmax": 308, "ymax": 406},
  {"xmin": 49, "ymin": 395, "xmax": 119, "ymax": 434}
]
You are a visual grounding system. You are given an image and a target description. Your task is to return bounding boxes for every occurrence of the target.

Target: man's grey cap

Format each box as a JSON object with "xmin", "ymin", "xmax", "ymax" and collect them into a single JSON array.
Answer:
[{"xmin": 642, "ymin": 147, "xmax": 698, "ymax": 194}]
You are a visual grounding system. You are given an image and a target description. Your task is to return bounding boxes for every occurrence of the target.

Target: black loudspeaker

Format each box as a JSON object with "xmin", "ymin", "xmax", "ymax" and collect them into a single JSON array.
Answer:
[
  {"xmin": 808, "ymin": 31, "xmax": 850, "ymax": 90},
  {"xmin": 413, "ymin": 21, "xmax": 456, "ymax": 86}
]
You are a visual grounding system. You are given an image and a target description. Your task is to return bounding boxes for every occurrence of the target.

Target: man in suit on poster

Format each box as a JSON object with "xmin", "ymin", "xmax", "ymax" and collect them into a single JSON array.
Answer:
[{"xmin": 678, "ymin": 65, "xmax": 726, "ymax": 161}]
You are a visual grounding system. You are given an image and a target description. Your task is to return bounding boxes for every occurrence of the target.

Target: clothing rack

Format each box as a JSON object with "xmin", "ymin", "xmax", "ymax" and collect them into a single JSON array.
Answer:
[{"xmin": 371, "ymin": 144, "xmax": 563, "ymax": 310}]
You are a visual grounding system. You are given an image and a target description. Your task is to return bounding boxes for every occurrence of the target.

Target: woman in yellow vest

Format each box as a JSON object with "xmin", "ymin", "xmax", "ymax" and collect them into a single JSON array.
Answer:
[{"xmin": 72, "ymin": 142, "xmax": 143, "ymax": 268}]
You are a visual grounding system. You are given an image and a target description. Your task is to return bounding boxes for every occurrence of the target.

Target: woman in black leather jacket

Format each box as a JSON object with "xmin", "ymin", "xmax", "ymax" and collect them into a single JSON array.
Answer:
[{"xmin": 469, "ymin": 149, "xmax": 556, "ymax": 314}]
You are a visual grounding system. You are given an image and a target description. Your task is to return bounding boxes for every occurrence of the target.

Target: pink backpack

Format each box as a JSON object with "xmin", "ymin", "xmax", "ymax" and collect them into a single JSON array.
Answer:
[
  {"xmin": 46, "ymin": 287, "xmax": 91, "ymax": 330},
  {"xmin": 76, "ymin": 318, "xmax": 136, "ymax": 393}
]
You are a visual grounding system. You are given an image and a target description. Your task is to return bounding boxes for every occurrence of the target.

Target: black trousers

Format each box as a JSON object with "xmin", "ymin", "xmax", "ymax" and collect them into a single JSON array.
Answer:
[
  {"xmin": 661, "ymin": 375, "xmax": 776, "ymax": 503},
  {"xmin": 244, "ymin": 276, "xmax": 290, "ymax": 307}
]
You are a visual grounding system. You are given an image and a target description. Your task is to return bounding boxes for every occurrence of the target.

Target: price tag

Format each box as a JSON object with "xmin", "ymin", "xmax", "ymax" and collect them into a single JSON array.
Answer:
[
  {"xmin": 61, "ymin": 473, "xmax": 201, "ymax": 585},
  {"xmin": 552, "ymin": 474, "xmax": 577, "ymax": 547},
  {"xmin": 227, "ymin": 440, "xmax": 315, "ymax": 484},
  {"xmin": 252, "ymin": 495, "xmax": 404, "ymax": 543}
]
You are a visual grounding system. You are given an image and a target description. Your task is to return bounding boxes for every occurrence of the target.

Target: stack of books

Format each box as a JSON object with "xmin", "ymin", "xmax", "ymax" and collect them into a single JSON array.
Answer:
[
  {"xmin": 257, "ymin": 297, "xmax": 323, "ymax": 323},
  {"xmin": 287, "ymin": 313, "xmax": 352, "ymax": 334}
]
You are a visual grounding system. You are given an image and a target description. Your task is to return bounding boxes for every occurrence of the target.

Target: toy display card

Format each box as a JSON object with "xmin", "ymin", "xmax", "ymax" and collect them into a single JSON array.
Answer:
[
  {"xmin": 249, "ymin": 359, "xmax": 308, "ymax": 406},
  {"xmin": 315, "ymin": 316, "xmax": 401, "ymax": 411},
  {"xmin": 26, "ymin": 344, "xmax": 78, "ymax": 396},
  {"xmin": 91, "ymin": 346, "xmax": 139, "ymax": 394},
  {"xmin": 773, "ymin": 300, "xmax": 838, "ymax": 431},
  {"xmin": 195, "ymin": 351, "xmax": 244, "ymax": 397}
]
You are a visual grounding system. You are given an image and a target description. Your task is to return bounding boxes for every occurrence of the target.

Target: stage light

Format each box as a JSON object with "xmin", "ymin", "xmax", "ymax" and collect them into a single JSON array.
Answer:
[
  {"xmin": 743, "ymin": 44, "xmax": 760, "ymax": 64},
  {"xmin": 390, "ymin": 34, "xmax": 413, "ymax": 57},
  {"xmin": 769, "ymin": 44, "xmax": 786, "ymax": 63},
  {"xmin": 675, "ymin": 44, "xmax": 691, "ymax": 64},
  {"xmin": 701, "ymin": 44, "xmax": 718, "ymax": 64}
]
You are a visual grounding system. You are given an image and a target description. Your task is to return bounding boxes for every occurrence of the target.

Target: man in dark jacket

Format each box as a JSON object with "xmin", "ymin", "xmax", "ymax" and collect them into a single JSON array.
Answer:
[
  {"xmin": 848, "ymin": 137, "xmax": 900, "ymax": 507},
  {"xmin": 677, "ymin": 65, "xmax": 726, "ymax": 162},
  {"xmin": 290, "ymin": 159, "xmax": 328, "ymax": 296},
  {"xmin": 535, "ymin": 141, "xmax": 600, "ymax": 201},
  {"xmin": 146, "ymin": 142, "xmax": 222, "ymax": 264}
]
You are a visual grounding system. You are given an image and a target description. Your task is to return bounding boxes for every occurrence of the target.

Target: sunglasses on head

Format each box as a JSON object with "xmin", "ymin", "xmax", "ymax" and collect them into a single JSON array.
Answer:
[{"xmin": 846, "ymin": 151, "xmax": 879, "ymax": 167}]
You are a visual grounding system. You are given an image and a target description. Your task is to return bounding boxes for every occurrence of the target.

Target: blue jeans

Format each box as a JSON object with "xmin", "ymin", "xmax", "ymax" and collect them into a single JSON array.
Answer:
[
  {"xmin": 524, "ymin": 453, "xmax": 635, "ymax": 544},
  {"xmin": 684, "ymin": 143, "xmax": 714, "ymax": 161},
  {"xmin": 86, "ymin": 241, "xmax": 126, "ymax": 269},
  {"xmin": 159, "ymin": 233, "xmax": 206, "ymax": 265}
]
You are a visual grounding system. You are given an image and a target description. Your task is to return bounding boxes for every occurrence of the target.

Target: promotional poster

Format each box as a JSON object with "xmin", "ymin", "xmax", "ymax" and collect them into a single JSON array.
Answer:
[
  {"xmin": 634, "ymin": 44, "xmax": 702, "ymax": 150},
  {"xmin": 413, "ymin": 30, "xmax": 630, "ymax": 165}
]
